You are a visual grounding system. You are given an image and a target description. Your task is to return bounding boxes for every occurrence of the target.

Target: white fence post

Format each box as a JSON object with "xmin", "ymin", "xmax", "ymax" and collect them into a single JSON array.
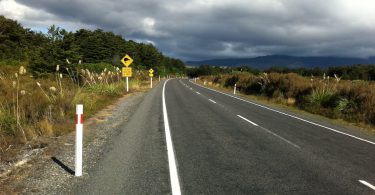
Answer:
[
  {"xmin": 75, "ymin": 104, "xmax": 83, "ymax": 177},
  {"xmin": 234, "ymin": 83, "xmax": 237, "ymax": 95}
]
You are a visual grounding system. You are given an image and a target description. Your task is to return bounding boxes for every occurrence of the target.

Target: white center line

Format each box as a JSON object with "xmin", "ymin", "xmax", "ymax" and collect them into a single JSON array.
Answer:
[
  {"xmin": 208, "ymin": 99, "xmax": 216, "ymax": 104},
  {"xmin": 162, "ymin": 80, "xmax": 182, "ymax": 195},
  {"xmin": 359, "ymin": 180, "xmax": 375, "ymax": 191},
  {"xmin": 258, "ymin": 126, "xmax": 301, "ymax": 149},
  {"xmin": 190, "ymin": 81, "xmax": 375, "ymax": 146},
  {"xmin": 237, "ymin": 115, "xmax": 300, "ymax": 149},
  {"xmin": 237, "ymin": 115, "xmax": 258, "ymax": 126}
]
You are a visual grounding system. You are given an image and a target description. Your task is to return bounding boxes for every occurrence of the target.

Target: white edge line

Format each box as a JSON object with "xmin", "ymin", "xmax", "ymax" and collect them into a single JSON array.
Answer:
[
  {"xmin": 163, "ymin": 80, "xmax": 182, "ymax": 195},
  {"xmin": 208, "ymin": 99, "xmax": 217, "ymax": 104},
  {"xmin": 237, "ymin": 115, "xmax": 258, "ymax": 126},
  {"xmin": 190, "ymin": 81, "xmax": 375, "ymax": 146},
  {"xmin": 196, "ymin": 92, "xmax": 200, "ymax": 95},
  {"xmin": 359, "ymin": 180, "xmax": 375, "ymax": 191}
]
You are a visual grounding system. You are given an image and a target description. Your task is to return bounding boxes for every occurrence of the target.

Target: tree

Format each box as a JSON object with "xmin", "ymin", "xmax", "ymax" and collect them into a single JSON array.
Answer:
[{"xmin": 1, "ymin": 16, "xmax": 186, "ymax": 76}]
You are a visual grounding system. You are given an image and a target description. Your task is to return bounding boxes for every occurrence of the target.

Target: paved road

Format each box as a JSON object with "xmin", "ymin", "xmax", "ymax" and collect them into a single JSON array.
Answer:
[
  {"xmin": 73, "ymin": 79, "xmax": 375, "ymax": 194},
  {"xmin": 70, "ymin": 81, "xmax": 170, "ymax": 194}
]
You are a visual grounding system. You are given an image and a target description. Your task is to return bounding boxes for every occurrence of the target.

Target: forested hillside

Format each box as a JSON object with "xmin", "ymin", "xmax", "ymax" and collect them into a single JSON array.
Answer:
[{"xmin": 0, "ymin": 16, "xmax": 185, "ymax": 76}]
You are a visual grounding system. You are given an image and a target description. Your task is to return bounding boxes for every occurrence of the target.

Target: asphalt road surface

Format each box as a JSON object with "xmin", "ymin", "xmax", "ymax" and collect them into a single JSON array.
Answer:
[{"xmin": 72, "ymin": 79, "xmax": 375, "ymax": 194}]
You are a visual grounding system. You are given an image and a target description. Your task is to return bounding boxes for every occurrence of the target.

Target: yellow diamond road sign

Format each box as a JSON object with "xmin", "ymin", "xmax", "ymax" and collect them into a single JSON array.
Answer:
[
  {"xmin": 149, "ymin": 68, "xmax": 154, "ymax": 73},
  {"xmin": 122, "ymin": 67, "xmax": 132, "ymax": 77},
  {"xmin": 149, "ymin": 73, "xmax": 154, "ymax": 77},
  {"xmin": 121, "ymin": 54, "xmax": 133, "ymax": 67}
]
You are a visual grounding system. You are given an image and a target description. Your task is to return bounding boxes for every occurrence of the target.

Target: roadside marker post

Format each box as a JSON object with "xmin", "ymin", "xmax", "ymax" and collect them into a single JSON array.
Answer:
[
  {"xmin": 159, "ymin": 75, "xmax": 160, "ymax": 82},
  {"xmin": 75, "ymin": 104, "xmax": 83, "ymax": 177},
  {"xmin": 234, "ymin": 83, "xmax": 237, "ymax": 95}
]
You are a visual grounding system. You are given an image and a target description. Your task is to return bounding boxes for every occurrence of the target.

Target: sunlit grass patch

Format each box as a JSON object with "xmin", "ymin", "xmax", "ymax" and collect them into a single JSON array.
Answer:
[{"xmin": 84, "ymin": 84, "xmax": 122, "ymax": 96}]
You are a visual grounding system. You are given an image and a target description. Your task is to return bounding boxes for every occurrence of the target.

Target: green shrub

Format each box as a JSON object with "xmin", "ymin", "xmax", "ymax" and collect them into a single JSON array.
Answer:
[
  {"xmin": 213, "ymin": 75, "xmax": 222, "ymax": 84},
  {"xmin": 0, "ymin": 111, "xmax": 17, "ymax": 136},
  {"xmin": 0, "ymin": 60, "xmax": 23, "ymax": 67},
  {"xmin": 309, "ymin": 90, "xmax": 339, "ymax": 108},
  {"xmin": 224, "ymin": 75, "xmax": 239, "ymax": 87},
  {"xmin": 243, "ymin": 82, "xmax": 262, "ymax": 94},
  {"xmin": 336, "ymin": 98, "xmax": 358, "ymax": 114}
]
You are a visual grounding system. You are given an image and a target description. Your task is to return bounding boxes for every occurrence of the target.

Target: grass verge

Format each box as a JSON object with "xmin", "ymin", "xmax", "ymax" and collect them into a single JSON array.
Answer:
[
  {"xmin": 196, "ymin": 78, "xmax": 375, "ymax": 135},
  {"xmin": 0, "ymin": 62, "xmax": 156, "ymax": 164}
]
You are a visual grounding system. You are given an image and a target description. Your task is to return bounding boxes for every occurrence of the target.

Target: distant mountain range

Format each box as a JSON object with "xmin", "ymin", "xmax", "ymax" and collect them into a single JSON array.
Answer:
[{"xmin": 186, "ymin": 55, "xmax": 375, "ymax": 69}]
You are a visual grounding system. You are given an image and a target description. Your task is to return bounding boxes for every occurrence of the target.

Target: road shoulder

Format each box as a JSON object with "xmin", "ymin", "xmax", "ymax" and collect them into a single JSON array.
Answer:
[{"xmin": 1, "ymin": 90, "xmax": 147, "ymax": 194}]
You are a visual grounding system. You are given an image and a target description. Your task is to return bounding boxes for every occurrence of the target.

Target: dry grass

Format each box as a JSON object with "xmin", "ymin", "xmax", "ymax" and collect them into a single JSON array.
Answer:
[
  {"xmin": 38, "ymin": 119, "xmax": 53, "ymax": 137},
  {"xmin": 201, "ymin": 72, "xmax": 375, "ymax": 126},
  {"xmin": 0, "ymin": 62, "xmax": 149, "ymax": 154}
]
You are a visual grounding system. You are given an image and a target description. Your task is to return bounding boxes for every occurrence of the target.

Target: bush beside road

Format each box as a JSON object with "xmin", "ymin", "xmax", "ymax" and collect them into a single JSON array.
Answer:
[{"xmin": 199, "ymin": 72, "xmax": 375, "ymax": 131}]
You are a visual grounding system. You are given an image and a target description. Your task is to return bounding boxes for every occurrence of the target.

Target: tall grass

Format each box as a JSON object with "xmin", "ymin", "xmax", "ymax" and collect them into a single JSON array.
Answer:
[
  {"xmin": 84, "ymin": 84, "xmax": 123, "ymax": 96},
  {"xmin": 0, "ymin": 61, "xmax": 144, "ymax": 151},
  {"xmin": 201, "ymin": 72, "xmax": 375, "ymax": 125}
]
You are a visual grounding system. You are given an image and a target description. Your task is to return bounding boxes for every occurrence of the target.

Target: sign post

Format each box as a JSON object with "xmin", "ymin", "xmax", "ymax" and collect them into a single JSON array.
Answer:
[
  {"xmin": 121, "ymin": 54, "xmax": 133, "ymax": 92},
  {"xmin": 126, "ymin": 77, "xmax": 129, "ymax": 92},
  {"xmin": 149, "ymin": 68, "xmax": 154, "ymax": 88},
  {"xmin": 75, "ymin": 104, "xmax": 83, "ymax": 177}
]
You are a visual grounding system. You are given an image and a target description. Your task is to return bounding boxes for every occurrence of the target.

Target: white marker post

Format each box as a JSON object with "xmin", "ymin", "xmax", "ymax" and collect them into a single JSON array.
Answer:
[
  {"xmin": 75, "ymin": 104, "xmax": 83, "ymax": 177},
  {"xmin": 151, "ymin": 77, "xmax": 153, "ymax": 88},
  {"xmin": 159, "ymin": 75, "xmax": 160, "ymax": 82},
  {"xmin": 234, "ymin": 83, "xmax": 237, "ymax": 95},
  {"xmin": 126, "ymin": 77, "xmax": 129, "ymax": 92}
]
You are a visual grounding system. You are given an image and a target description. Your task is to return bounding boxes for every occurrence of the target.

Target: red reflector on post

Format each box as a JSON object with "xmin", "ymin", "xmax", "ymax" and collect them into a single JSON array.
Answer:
[
  {"xmin": 75, "ymin": 104, "xmax": 83, "ymax": 177},
  {"xmin": 76, "ymin": 114, "xmax": 83, "ymax": 124}
]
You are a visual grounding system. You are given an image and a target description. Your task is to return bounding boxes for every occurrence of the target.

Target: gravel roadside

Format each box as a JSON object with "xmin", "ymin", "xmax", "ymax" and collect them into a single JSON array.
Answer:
[{"xmin": 1, "ymin": 90, "xmax": 147, "ymax": 194}]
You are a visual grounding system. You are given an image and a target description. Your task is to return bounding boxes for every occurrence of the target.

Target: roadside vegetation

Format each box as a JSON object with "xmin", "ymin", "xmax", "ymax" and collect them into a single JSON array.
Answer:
[
  {"xmin": 0, "ymin": 62, "xmax": 152, "ymax": 158},
  {"xmin": 188, "ymin": 64, "xmax": 375, "ymax": 81},
  {"xmin": 198, "ymin": 72, "xmax": 375, "ymax": 127},
  {"xmin": 0, "ymin": 15, "xmax": 186, "ymax": 162}
]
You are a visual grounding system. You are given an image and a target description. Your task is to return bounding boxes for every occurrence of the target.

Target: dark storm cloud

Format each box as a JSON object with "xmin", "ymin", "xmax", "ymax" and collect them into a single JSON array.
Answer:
[{"xmin": 13, "ymin": 0, "xmax": 375, "ymax": 60}]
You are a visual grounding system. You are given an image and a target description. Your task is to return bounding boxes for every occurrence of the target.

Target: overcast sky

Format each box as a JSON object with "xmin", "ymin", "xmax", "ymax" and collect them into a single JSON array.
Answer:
[{"xmin": 1, "ymin": 0, "xmax": 375, "ymax": 60}]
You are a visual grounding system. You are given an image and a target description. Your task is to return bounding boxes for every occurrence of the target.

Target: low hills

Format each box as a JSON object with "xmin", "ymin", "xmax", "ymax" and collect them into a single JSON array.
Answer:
[{"xmin": 186, "ymin": 55, "xmax": 375, "ymax": 69}]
